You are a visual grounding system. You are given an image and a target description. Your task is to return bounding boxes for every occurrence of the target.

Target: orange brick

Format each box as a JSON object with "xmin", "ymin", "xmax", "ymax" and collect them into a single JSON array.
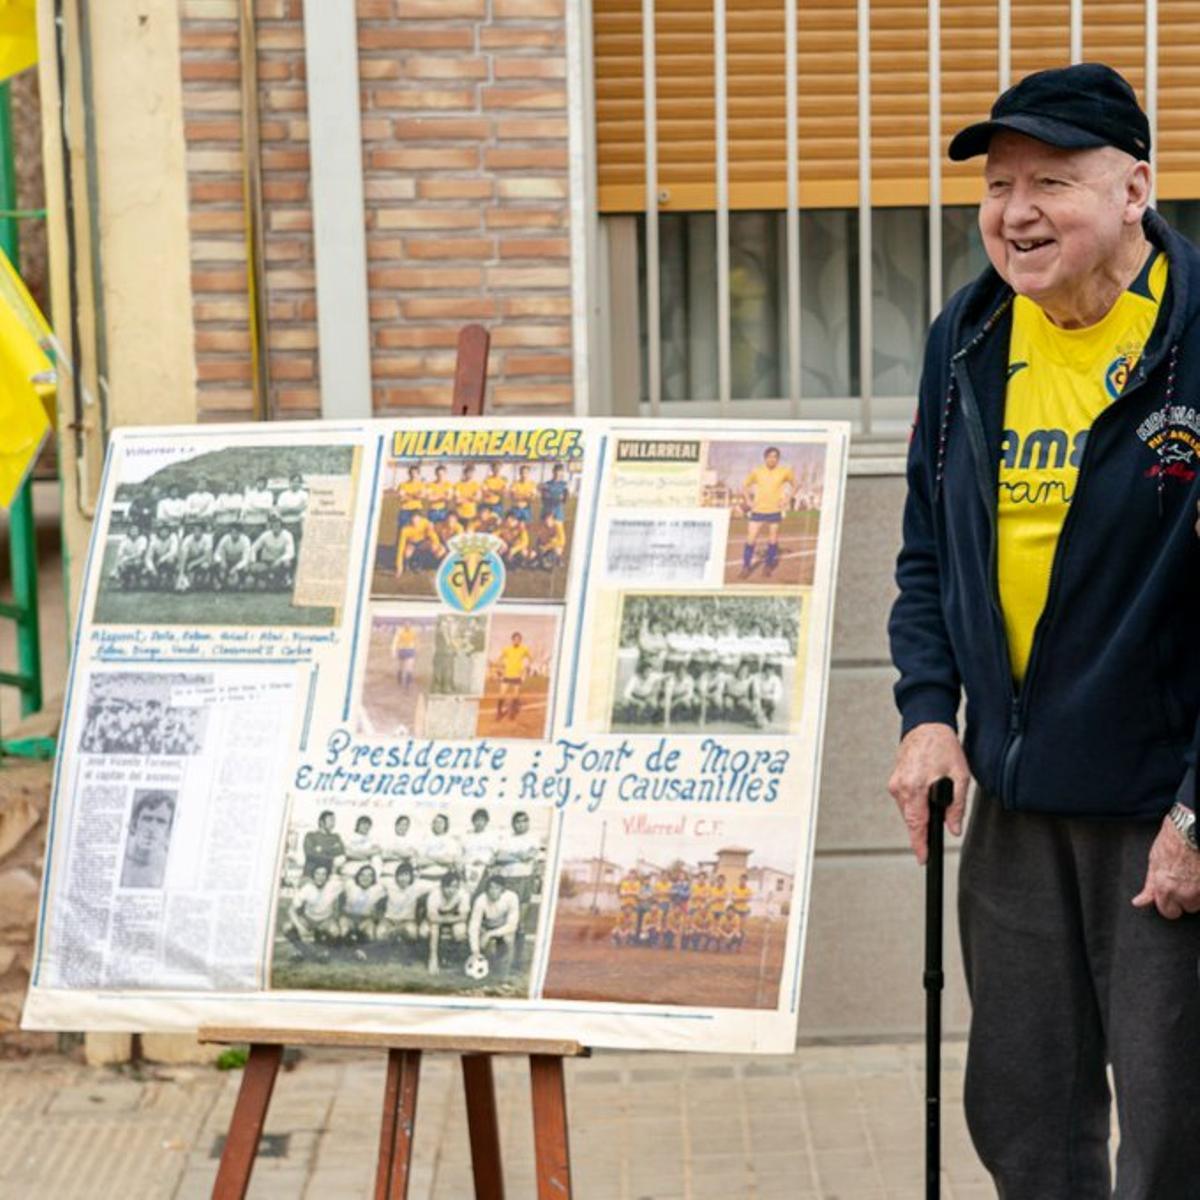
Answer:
[
  {"xmin": 367, "ymin": 147, "xmax": 479, "ymax": 170},
  {"xmin": 263, "ymin": 180, "xmax": 309, "ymax": 202},
  {"xmin": 196, "ymin": 391, "xmax": 255, "ymax": 416},
  {"xmin": 405, "ymin": 237, "xmax": 494, "ymax": 260},
  {"xmin": 258, "ymin": 120, "xmax": 291, "ymax": 142},
  {"xmin": 404, "ymin": 57, "xmax": 488, "ymax": 81},
  {"xmin": 257, "ymin": 27, "xmax": 304, "ymax": 50},
  {"xmin": 265, "ymin": 87, "xmax": 308, "ymax": 112},
  {"xmin": 360, "ymin": 27, "xmax": 474, "ymax": 50},
  {"xmin": 488, "ymin": 265, "xmax": 571, "ymax": 289},
  {"xmin": 378, "ymin": 326, "xmax": 465, "ymax": 348},
  {"xmin": 496, "ymin": 117, "xmax": 568, "ymax": 139},
  {"xmin": 364, "ymin": 179, "xmax": 419, "ymax": 201},
  {"xmin": 376, "ymin": 208, "xmax": 480, "ymax": 230},
  {"xmin": 497, "ymin": 178, "xmax": 569, "ymax": 200},
  {"xmin": 180, "ymin": 30, "xmax": 239, "ymax": 51},
  {"xmin": 195, "ymin": 329, "xmax": 252, "ymax": 353},
  {"xmin": 276, "ymin": 387, "xmax": 321, "ymax": 411},
  {"xmin": 395, "ymin": 0, "xmax": 484, "ymax": 16},
  {"xmin": 366, "ymin": 238, "xmax": 406, "ymax": 260},
  {"xmin": 493, "ymin": 0, "xmax": 563, "ymax": 14},
  {"xmin": 368, "ymin": 266, "xmax": 484, "ymax": 289},
  {"xmin": 501, "ymin": 295, "xmax": 572, "ymax": 317},
  {"xmin": 375, "ymin": 353, "xmax": 457, "ymax": 379},
  {"xmin": 480, "ymin": 28, "xmax": 564, "ymax": 50},
  {"xmin": 269, "ymin": 328, "xmax": 319, "ymax": 350},
  {"xmin": 484, "ymin": 146, "xmax": 568, "ymax": 170},
  {"xmin": 393, "ymin": 117, "xmax": 492, "ymax": 140},
  {"xmin": 503, "ymin": 353, "xmax": 573, "ymax": 376},
  {"xmin": 268, "ymin": 209, "xmax": 314, "ymax": 232},
  {"xmin": 182, "ymin": 89, "xmax": 241, "ymax": 114},
  {"xmin": 357, "ymin": 0, "xmax": 394, "ymax": 16},
  {"xmin": 377, "ymin": 384, "xmax": 453, "ymax": 408},
  {"xmin": 257, "ymin": 61, "xmax": 295, "ymax": 82},
  {"xmin": 187, "ymin": 148, "xmax": 243, "ymax": 173},
  {"xmin": 181, "ymin": 60, "xmax": 240, "ymax": 82},
  {"xmin": 485, "ymin": 208, "xmax": 566, "ymax": 229},
  {"xmin": 184, "ymin": 117, "xmax": 243, "ymax": 141},
  {"xmin": 190, "ymin": 179, "xmax": 247, "ymax": 203},
  {"xmin": 268, "ymin": 299, "xmax": 298, "ymax": 320},
  {"xmin": 371, "ymin": 87, "xmax": 475, "ymax": 110},
  {"xmin": 262, "ymin": 148, "xmax": 310, "ymax": 171},
  {"xmin": 189, "ymin": 211, "xmax": 246, "ymax": 233},
  {"xmin": 369, "ymin": 298, "xmax": 403, "ymax": 319},
  {"xmin": 417, "ymin": 179, "xmax": 494, "ymax": 200},
  {"xmin": 492, "ymin": 384, "xmax": 573, "ymax": 407},
  {"xmin": 361, "ymin": 117, "xmax": 393, "ymax": 140},
  {"xmin": 358, "ymin": 59, "xmax": 403, "ymax": 80},
  {"xmin": 192, "ymin": 268, "xmax": 246, "ymax": 292},
  {"xmin": 264, "ymin": 238, "xmax": 310, "ymax": 263},
  {"xmin": 401, "ymin": 297, "xmax": 497, "ymax": 320},
  {"xmin": 271, "ymin": 356, "xmax": 316, "ymax": 381},
  {"xmin": 493, "ymin": 57, "xmax": 566, "ymax": 80},
  {"xmin": 396, "ymin": 0, "xmax": 484, "ymax": 14},
  {"xmin": 491, "ymin": 324, "xmax": 572, "ymax": 347},
  {"xmin": 297, "ymin": 298, "xmax": 318, "ymax": 320},
  {"xmin": 482, "ymin": 87, "xmax": 567, "ymax": 111},
  {"xmin": 499, "ymin": 237, "xmax": 569, "ymax": 258},
  {"xmin": 194, "ymin": 298, "xmax": 250, "ymax": 321},
  {"xmin": 198, "ymin": 359, "xmax": 253, "ymax": 382},
  {"xmin": 265, "ymin": 268, "xmax": 317, "ymax": 290}
]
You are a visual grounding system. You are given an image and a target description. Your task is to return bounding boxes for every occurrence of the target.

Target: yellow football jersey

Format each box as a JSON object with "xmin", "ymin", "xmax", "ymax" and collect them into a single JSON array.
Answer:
[
  {"xmin": 744, "ymin": 464, "xmax": 797, "ymax": 515},
  {"xmin": 455, "ymin": 479, "xmax": 481, "ymax": 516},
  {"xmin": 399, "ymin": 479, "xmax": 426, "ymax": 510},
  {"xmin": 511, "ymin": 479, "xmax": 537, "ymax": 507},
  {"xmin": 998, "ymin": 250, "xmax": 1166, "ymax": 681},
  {"xmin": 499, "ymin": 643, "xmax": 531, "ymax": 679},
  {"xmin": 392, "ymin": 625, "xmax": 417, "ymax": 652},
  {"xmin": 425, "ymin": 480, "xmax": 452, "ymax": 509},
  {"xmin": 482, "ymin": 474, "xmax": 507, "ymax": 505}
]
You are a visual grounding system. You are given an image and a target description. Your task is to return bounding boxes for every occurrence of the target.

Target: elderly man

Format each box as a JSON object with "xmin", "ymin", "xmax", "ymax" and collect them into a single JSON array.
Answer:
[{"xmin": 888, "ymin": 64, "xmax": 1200, "ymax": 1196}]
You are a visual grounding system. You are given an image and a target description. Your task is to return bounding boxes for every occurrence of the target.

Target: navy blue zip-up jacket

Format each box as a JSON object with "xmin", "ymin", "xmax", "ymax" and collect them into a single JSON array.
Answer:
[{"xmin": 889, "ymin": 209, "xmax": 1200, "ymax": 821}]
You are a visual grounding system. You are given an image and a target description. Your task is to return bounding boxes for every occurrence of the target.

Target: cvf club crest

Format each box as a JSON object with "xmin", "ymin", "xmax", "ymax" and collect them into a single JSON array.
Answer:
[{"xmin": 436, "ymin": 532, "xmax": 507, "ymax": 613}]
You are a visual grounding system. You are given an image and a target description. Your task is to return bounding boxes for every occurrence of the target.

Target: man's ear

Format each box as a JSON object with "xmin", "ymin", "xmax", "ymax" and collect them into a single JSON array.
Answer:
[{"xmin": 1126, "ymin": 160, "xmax": 1153, "ymax": 223}]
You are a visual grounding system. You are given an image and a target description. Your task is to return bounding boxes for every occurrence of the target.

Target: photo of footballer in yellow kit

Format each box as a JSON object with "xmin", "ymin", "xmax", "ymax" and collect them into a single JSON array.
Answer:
[
  {"xmin": 700, "ymin": 441, "xmax": 826, "ymax": 587},
  {"xmin": 371, "ymin": 428, "xmax": 584, "ymax": 603},
  {"xmin": 475, "ymin": 610, "xmax": 560, "ymax": 741}
]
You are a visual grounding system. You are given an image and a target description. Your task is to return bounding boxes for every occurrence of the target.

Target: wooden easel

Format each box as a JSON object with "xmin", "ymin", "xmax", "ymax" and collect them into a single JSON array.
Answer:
[{"xmin": 204, "ymin": 325, "xmax": 585, "ymax": 1199}]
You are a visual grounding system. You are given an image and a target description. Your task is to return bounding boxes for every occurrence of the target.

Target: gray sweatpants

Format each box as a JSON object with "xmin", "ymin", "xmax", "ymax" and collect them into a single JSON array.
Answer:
[{"xmin": 958, "ymin": 794, "xmax": 1200, "ymax": 1199}]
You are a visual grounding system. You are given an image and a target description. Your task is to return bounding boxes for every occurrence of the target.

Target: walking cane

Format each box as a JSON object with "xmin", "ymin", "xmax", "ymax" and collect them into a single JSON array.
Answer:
[{"xmin": 925, "ymin": 776, "xmax": 953, "ymax": 1200}]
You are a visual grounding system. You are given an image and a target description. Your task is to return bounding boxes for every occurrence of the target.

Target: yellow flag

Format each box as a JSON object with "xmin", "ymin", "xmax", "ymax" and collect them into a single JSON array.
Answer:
[
  {"xmin": 0, "ymin": 0, "xmax": 36, "ymax": 83},
  {"xmin": 0, "ymin": 246, "xmax": 52, "ymax": 509}
]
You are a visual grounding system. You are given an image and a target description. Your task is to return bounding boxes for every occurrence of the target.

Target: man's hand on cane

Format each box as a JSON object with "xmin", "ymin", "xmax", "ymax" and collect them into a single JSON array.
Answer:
[{"xmin": 888, "ymin": 723, "xmax": 971, "ymax": 866}]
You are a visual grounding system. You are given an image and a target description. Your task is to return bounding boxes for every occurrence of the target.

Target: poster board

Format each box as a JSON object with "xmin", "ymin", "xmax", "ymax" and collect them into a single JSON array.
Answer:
[{"xmin": 22, "ymin": 417, "xmax": 848, "ymax": 1054}]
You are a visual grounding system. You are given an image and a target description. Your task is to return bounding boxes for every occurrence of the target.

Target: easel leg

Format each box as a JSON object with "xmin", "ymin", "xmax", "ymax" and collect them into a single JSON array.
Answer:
[
  {"xmin": 376, "ymin": 1048, "xmax": 422, "ymax": 1200},
  {"xmin": 461, "ymin": 1053, "xmax": 505, "ymax": 1200},
  {"xmin": 529, "ymin": 1055, "xmax": 572, "ymax": 1200},
  {"xmin": 211, "ymin": 1043, "xmax": 284, "ymax": 1200}
]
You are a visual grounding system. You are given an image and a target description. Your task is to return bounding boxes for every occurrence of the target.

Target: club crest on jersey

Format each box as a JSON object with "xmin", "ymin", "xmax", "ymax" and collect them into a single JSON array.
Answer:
[
  {"xmin": 1136, "ymin": 403, "xmax": 1200, "ymax": 483},
  {"xmin": 436, "ymin": 532, "xmax": 507, "ymax": 613},
  {"xmin": 1104, "ymin": 351, "xmax": 1139, "ymax": 400}
]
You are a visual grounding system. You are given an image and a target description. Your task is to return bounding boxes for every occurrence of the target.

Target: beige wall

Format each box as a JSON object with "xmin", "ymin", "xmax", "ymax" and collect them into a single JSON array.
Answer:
[{"xmin": 37, "ymin": 0, "xmax": 197, "ymax": 615}]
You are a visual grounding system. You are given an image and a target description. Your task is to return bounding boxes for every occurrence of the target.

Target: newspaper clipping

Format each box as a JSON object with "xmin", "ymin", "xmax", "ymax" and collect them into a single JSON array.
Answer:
[{"xmin": 24, "ymin": 418, "xmax": 847, "ymax": 1054}]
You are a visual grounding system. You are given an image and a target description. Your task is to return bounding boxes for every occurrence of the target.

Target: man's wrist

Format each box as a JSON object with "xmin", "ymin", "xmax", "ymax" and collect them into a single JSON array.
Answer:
[{"xmin": 1167, "ymin": 801, "xmax": 1198, "ymax": 851}]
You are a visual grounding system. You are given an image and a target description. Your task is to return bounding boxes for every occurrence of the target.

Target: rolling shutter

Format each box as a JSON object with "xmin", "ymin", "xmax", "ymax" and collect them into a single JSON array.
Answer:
[{"xmin": 595, "ymin": 0, "xmax": 1200, "ymax": 213}]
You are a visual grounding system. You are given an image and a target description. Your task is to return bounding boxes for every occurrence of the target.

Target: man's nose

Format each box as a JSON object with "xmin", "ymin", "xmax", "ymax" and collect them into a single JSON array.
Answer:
[{"xmin": 1002, "ymin": 183, "xmax": 1041, "ymax": 228}]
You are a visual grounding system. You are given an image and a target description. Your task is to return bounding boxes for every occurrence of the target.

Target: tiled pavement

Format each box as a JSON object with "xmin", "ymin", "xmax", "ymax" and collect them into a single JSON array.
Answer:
[{"xmin": 0, "ymin": 1041, "xmax": 997, "ymax": 1199}]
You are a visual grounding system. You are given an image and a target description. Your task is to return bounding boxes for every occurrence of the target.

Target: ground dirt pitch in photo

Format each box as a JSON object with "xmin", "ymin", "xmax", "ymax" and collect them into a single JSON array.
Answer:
[
  {"xmin": 542, "ymin": 910, "xmax": 787, "ymax": 1010},
  {"xmin": 723, "ymin": 510, "xmax": 820, "ymax": 587}
]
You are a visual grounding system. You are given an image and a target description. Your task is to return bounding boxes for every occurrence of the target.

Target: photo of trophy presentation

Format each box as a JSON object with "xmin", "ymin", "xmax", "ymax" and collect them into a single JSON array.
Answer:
[
  {"xmin": 608, "ymin": 592, "xmax": 804, "ymax": 736},
  {"xmin": 701, "ymin": 441, "xmax": 826, "ymax": 587},
  {"xmin": 93, "ymin": 443, "xmax": 359, "ymax": 627},
  {"xmin": 371, "ymin": 430, "xmax": 584, "ymax": 603},
  {"xmin": 356, "ymin": 605, "xmax": 560, "ymax": 742},
  {"xmin": 542, "ymin": 814, "xmax": 797, "ymax": 1010},
  {"xmin": 269, "ymin": 799, "xmax": 552, "ymax": 999}
]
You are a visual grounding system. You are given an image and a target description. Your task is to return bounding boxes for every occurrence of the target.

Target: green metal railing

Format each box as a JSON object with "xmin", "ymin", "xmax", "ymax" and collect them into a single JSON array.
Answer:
[{"xmin": 0, "ymin": 79, "xmax": 49, "ymax": 760}]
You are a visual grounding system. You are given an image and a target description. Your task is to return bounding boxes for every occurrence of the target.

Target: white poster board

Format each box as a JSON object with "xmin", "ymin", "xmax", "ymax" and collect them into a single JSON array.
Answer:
[{"xmin": 23, "ymin": 417, "xmax": 848, "ymax": 1053}]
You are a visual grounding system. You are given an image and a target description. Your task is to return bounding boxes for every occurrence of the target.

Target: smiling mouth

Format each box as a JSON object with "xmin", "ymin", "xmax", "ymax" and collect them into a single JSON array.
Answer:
[{"xmin": 1010, "ymin": 238, "xmax": 1054, "ymax": 254}]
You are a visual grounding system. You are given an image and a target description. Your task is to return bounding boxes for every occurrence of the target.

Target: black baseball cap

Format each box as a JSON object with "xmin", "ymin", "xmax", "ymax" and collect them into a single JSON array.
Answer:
[{"xmin": 948, "ymin": 63, "xmax": 1151, "ymax": 162}]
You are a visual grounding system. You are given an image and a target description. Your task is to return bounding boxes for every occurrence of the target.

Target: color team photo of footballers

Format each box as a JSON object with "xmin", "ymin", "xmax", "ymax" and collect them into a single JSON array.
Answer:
[
  {"xmin": 372, "ymin": 453, "xmax": 581, "ymax": 602},
  {"xmin": 701, "ymin": 440, "xmax": 826, "ymax": 587},
  {"xmin": 543, "ymin": 819, "xmax": 796, "ymax": 1010}
]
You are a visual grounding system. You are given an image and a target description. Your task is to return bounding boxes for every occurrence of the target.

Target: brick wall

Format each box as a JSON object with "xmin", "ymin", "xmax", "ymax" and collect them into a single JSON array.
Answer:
[{"xmin": 178, "ymin": 0, "xmax": 574, "ymax": 421}]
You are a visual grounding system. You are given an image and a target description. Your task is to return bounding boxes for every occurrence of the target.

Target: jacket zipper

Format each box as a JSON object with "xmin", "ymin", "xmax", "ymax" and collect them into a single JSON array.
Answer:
[
  {"xmin": 960, "ymin": 349, "xmax": 1156, "ymax": 806},
  {"xmin": 952, "ymin": 356, "xmax": 1020, "ymax": 802}
]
